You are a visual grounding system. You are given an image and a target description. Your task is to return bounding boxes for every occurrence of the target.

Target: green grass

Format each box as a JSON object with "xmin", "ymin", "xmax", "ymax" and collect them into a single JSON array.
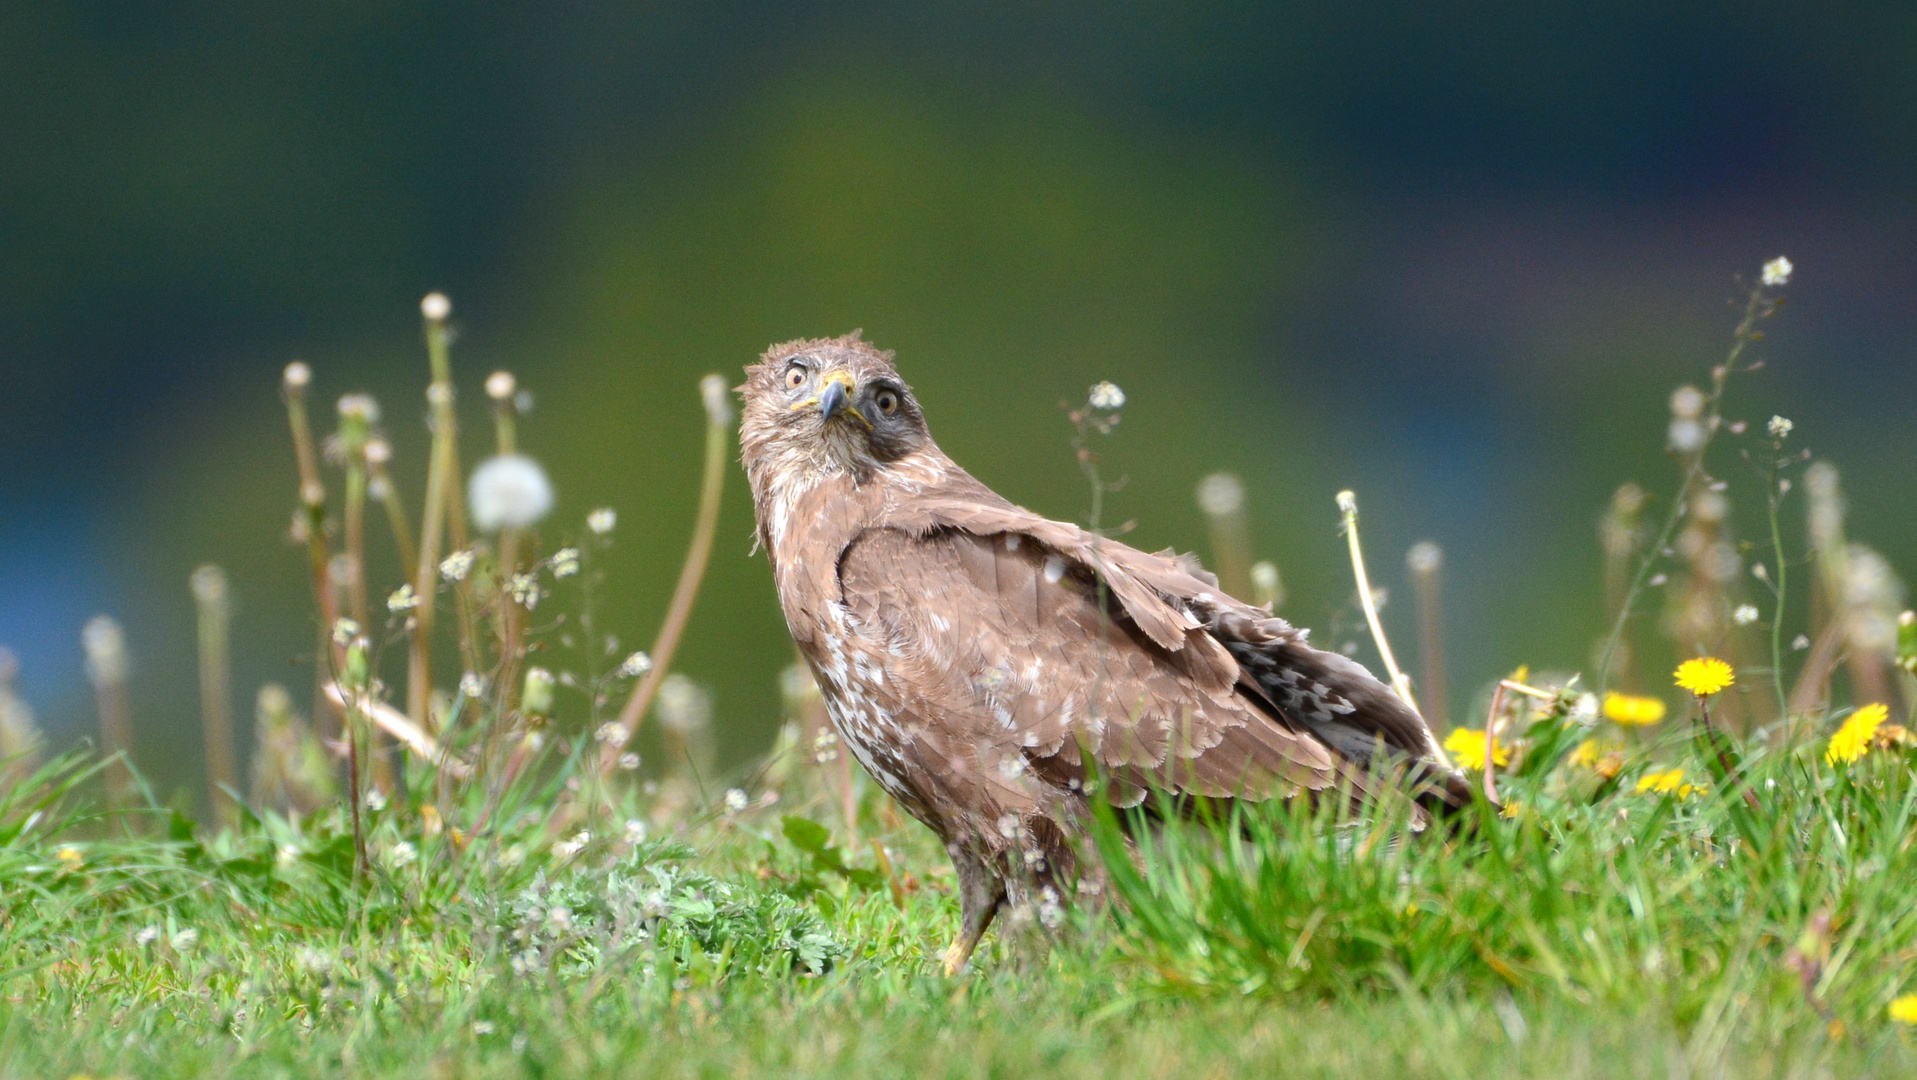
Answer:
[{"xmin": 5, "ymin": 727, "xmax": 1917, "ymax": 1079}]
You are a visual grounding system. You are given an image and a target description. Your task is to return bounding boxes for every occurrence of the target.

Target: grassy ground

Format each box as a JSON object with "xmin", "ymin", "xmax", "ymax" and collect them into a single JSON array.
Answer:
[{"xmin": 5, "ymin": 721, "xmax": 1917, "ymax": 1080}]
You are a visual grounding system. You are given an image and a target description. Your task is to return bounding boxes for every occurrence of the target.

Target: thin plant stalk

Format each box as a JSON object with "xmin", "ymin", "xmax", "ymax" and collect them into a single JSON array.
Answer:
[
  {"xmin": 603, "ymin": 375, "xmax": 731, "ymax": 776},
  {"xmin": 1336, "ymin": 491, "xmax": 1418, "ymax": 714},
  {"xmin": 1407, "ymin": 541, "xmax": 1448, "ymax": 727},
  {"xmin": 1763, "ymin": 443, "xmax": 1792, "ymax": 726},
  {"xmin": 338, "ymin": 396, "xmax": 392, "ymax": 791},
  {"xmin": 367, "ymin": 439, "xmax": 417, "ymax": 583},
  {"xmin": 282, "ymin": 363, "xmax": 347, "ymax": 744},
  {"xmin": 81, "ymin": 615, "xmax": 135, "ymax": 809},
  {"xmin": 409, "ymin": 295, "xmax": 459, "ymax": 733},
  {"xmin": 1597, "ymin": 281, "xmax": 1772, "ymax": 695},
  {"xmin": 191, "ymin": 565, "xmax": 238, "ymax": 829}
]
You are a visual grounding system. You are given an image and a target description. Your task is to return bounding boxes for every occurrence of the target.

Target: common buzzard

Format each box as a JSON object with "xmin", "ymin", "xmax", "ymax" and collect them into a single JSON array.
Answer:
[{"xmin": 739, "ymin": 333, "xmax": 1469, "ymax": 974}]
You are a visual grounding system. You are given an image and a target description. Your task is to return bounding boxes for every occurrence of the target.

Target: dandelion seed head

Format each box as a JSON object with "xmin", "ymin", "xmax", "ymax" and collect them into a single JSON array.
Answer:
[
  {"xmin": 1669, "ymin": 385, "xmax": 1706, "ymax": 419},
  {"xmin": 82, "ymin": 616, "xmax": 128, "ymax": 686},
  {"xmin": 1667, "ymin": 418, "xmax": 1706, "ymax": 453},
  {"xmin": 283, "ymin": 361, "xmax": 312, "ymax": 390},
  {"xmin": 1406, "ymin": 541, "xmax": 1443, "ymax": 577},
  {"xmin": 701, "ymin": 374, "xmax": 734, "ymax": 427},
  {"xmin": 1088, "ymin": 381, "xmax": 1125, "ymax": 410},
  {"xmin": 485, "ymin": 371, "xmax": 516, "ymax": 402},
  {"xmin": 1195, "ymin": 473, "xmax": 1245, "ymax": 518},
  {"xmin": 421, "ymin": 292, "xmax": 451, "ymax": 321},
  {"xmin": 336, "ymin": 393, "xmax": 380, "ymax": 425},
  {"xmin": 1761, "ymin": 256, "xmax": 1793, "ymax": 287},
  {"xmin": 656, "ymin": 674, "xmax": 711, "ymax": 733},
  {"xmin": 469, "ymin": 454, "xmax": 555, "ymax": 532}
]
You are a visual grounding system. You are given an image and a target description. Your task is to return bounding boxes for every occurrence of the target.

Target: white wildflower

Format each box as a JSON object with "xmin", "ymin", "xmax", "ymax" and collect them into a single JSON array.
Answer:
[
  {"xmin": 365, "ymin": 788, "xmax": 387, "ymax": 811},
  {"xmin": 1087, "ymin": 381, "xmax": 1125, "ymax": 410},
  {"xmin": 295, "ymin": 946, "xmax": 334, "ymax": 973},
  {"xmin": 1768, "ymin": 415, "xmax": 1793, "ymax": 440},
  {"xmin": 1761, "ymin": 256, "xmax": 1793, "ymax": 287},
  {"xmin": 135, "ymin": 925, "xmax": 160, "ymax": 947},
  {"xmin": 1669, "ymin": 385, "xmax": 1706, "ymax": 419},
  {"xmin": 1667, "ymin": 418, "xmax": 1706, "ymax": 454},
  {"xmin": 468, "ymin": 454, "xmax": 555, "ymax": 532},
  {"xmin": 1792, "ymin": 634, "xmax": 1811, "ymax": 651},
  {"xmin": 549, "ymin": 548, "xmax": 581, "ymax": 578},
  {"xmin": 1733, "ymin": 604, "xmax": 1761, "ymax": 626},
  {"xmin": 594, "ymin": 722, "xmax": 630, "ymax": 747},
  {"xmin": 330, "ymin": 618, "xmax": 361, "ymax": 646},
  {"xmin": 473, "ymin": 1021, "xmax": 496, "ymax": 1036},
  {"xmin": 617, "ymin": 651, "xmax": 653, "ymax": 678},
  {"xmin": 387, "ymin": 841, "xmax": 418, "ymax": 868},
  {"xmin": 812, "ymin": 728, "xmax": 840, "ymax": 764},
  {"xmin": 623, "ymin": 818, "xmax": 649, "ymax": 845},
  {"xmin": 386, "ymin": 584, "xmax": 418, "ymax": 613},
  {"xmin": 459, "ymin": 671, "xmax": 486, "ymax": 699},
  {"xmin": 553, "ymin": 830, "xmax": 591, "ymax": 859},
  {"xmin": 277, "ymin": 843, "xmax": 300, "ymax": 868},
  {"xmin": 996, "ymin": 813, "xmax": 1022, "ymax": 840},
  {"xmin": 618, "ymin": 752, "xmax": 641, "ymax": 771},
  {"xmin": 508, "ymin": 573, "xmax": 541, "ymax": 610},
  {"xmin": 655, "ymin": 674, "xmax": 711, "ymax": 733},
  {"xmin": 1195, "ymin": 472, "xmax": 1245, "ymax": 518},
  {"xmin": 547, "ymin": 905, "xmax": 573, "ymax": 931},
  {"xmin": 587, "ymin": 508, "xmax": 617, "ymax": 535},
  {"xmin": 439, "ymin": 549, "xmax": 474, "ymax": 582},
  {"xmin": 171, "ymin": 928, "xmax": 199, "ymax": 952},
  {"xmin": 724, "ymin": 788, "xmax": 749, "ymax": 813}
]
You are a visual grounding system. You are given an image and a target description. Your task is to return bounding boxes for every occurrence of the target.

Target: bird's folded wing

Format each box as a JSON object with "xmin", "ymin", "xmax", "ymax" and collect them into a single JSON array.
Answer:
[{"xmin": 837, "ymin": 525, "xmax": 1337, "ymax": 806}]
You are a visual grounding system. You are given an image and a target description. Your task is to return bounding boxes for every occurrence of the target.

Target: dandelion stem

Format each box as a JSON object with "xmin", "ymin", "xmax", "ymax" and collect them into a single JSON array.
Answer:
[
  {"xmin": 1482, "ymin": 681, "xmax": 1505, "ymax": 807},
  {"xmin": 603, "ymin": 376, "xmax": 731, "ymax": 776},
  {"xmin": 282, "ymin": 364, "xmax": 347, "ymax": 745},
  {"xmin": 190, "ymin": 565, "xmax": 238, "ymax": 829},
  {"xmin": 1597, "ymin": 281, "xmax": 1769, "ymax": 696},
  {"xmin": 1765, "ymin": 455, "xmax": 1791, "ymax": 725},
  {"xmin": 1336, "ymin": 491, "xmax": 1418, "ymax": 714},
  {"xmin": 409, "ymin": 296, "xmax": 463, "ymax": 733},
  {"xmin": 81, "ymin": 615, "xmax": 135, "ymax": 809}
]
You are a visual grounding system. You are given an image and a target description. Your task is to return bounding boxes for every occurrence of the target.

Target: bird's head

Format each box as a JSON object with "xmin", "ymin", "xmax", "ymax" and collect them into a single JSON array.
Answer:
[{"xmin": 738, "ymin": 332, "xmax": 932, "ymax": 489}]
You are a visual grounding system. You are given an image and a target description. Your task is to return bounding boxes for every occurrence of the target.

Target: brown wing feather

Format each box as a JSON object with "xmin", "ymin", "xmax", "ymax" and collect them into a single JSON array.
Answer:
[{"xmin": 837, "ymin": 526, "xmax": 1338, "ymax": 809}]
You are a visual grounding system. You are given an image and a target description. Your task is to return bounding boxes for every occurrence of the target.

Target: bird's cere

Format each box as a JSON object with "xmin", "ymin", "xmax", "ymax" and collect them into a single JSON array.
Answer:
[
  {"xmin": 420, "ymin": 292, "xmax": 451, "ymax": 321},
  {"xmin": 1195, "ymin": 473, "xmax": 1245, "ymax": 518},
  {"xmin": 587, "ymin": 507, "xmax": 617, "ymax": 535},
  {"xmin": 1761, "ymin": 256, "xmax": 1793, "ymax": 287},
  {"xmin": 1087, "ymin": 381, "xmax": 1125, "ymax": 410},
  {"xmin": 469, "ymin": 454, "xmax": 555, "ymax": 531},
  {"xmin": 485, "ymin": 370, "xmax": 516, "ymax": 402}
]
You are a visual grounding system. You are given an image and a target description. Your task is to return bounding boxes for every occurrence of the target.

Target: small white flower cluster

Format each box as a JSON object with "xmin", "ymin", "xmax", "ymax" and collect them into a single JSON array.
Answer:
[
  {"xmin": 549, "ymin": 548, "xmax": 581, "ymax": 578},
  {"xmin": 618, "ymin": 751, "xmax": 641, "ymax": 770},
  {"xmin": 1087, "ymin": 381, "xmax": 1125, "ymax": 410},
  {"xmin": 365, "ymin": 788, "xmax": 388, "ymax": 811},
  {"xmin": 440, "ymin": 549, "xmax": 475, "ymax": 582},
  {"xmin": 595, "ymin": 721, "xmax": 630, "ymax": 747},
  {"xmin": 387, "ymin": 841, "xmax": 418, "ymax": 868},
  {"xmin": 623, "ymin": 818, "xmax": 649, "ymax": 845},
  {"xmin": 812, "ymin": 728, "xmax": 840, "ymax": 764},
  {"xmin": 618, "ymin": 651, "xmax": 654, "ymax": 678},
  {"xmin": 508, "ymin": 573, "xmax": 542, "ymax": 610},
  {"xmin": 460, "ymin": 671, "xmax": 487, "ymax": 699},
  {"xmin": 1761, "ymin": 256, "xmax": 1793, "ymax": 288},
  {"xmin": 1768, "ymin": 415, "xmax": 1793, "ymax": 440},
  {"xmin": 587, "ymin": 508, "xmax": 617, "ymax": 535},
  {"xmin": 386, "ymin": 584, "xmax": 418, "ymax": 613},
  {"xmin": 1667, "ymin": 384, "xmax": 1708, "ymax": 453},
  {"xmin": 331, "ymin": 617, "xmax": 362, "ymax": 646},
  {"xmin": 1037, "ymin": 886, "xmax": 1065, "ymax": 929},
  {"xmin": 552, "ymin": 830, "xmax": 591, "ymax": 859},
  {"xmin": 724, "ymin": 788, "xmax": 749, "ymax": 813},
  {"xmin": 1733, "ymin": 604, "xmax": 1761, "ymax": 626}
]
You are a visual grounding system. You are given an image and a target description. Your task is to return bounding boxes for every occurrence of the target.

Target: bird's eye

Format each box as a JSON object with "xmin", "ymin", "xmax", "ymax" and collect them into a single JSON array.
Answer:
[
  {"xmin": 875, "ymin": 390, "xmax": 900, "ymax": 414},
  {"xmin": 784, "ymin": 364, "xmax": 808, "ymax": 390}
]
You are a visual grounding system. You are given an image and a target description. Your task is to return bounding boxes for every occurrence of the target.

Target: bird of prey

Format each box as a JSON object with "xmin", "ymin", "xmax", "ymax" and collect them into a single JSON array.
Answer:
[{"xmin": 738, "ymin": 332, "xmax": 1469, "ymax": 975}]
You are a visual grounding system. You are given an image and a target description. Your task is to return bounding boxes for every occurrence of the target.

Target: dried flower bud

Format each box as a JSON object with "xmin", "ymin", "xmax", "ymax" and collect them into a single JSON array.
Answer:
[
  {"xmin": 521, "ymin": 667, "xmax": 556, "ymax": 717},
  {"xmin": 283, "ymin": 361, "xmax": 312, "ymax": 391},
  {"xmin": 486, "ymin": 371, "xmax": 516, "ymax": 401},
  {"xmin": 421, "ymin": 292, "xmax": 451, "ymax": 321}
]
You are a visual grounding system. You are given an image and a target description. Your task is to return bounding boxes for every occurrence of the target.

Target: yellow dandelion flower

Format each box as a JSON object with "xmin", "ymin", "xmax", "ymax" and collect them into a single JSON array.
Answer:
[
  {"xmin": 54, "ymin": 846, "xmax": 83, "ymax": 870},
  {"xmin": 1443, "ymin": 727, "xmax": 1509, "ymax": 771},
  {"xmin": 1876, "ymin": 722, "xmax": 1914, "ymax": 750},
  {"xmin": 1635, "ymin": 768, "xmax": 1703, "ymax": 800},
  {"xmin": 1826, "ymin": 703, "xmax": 1888, "ymax": 767},
  {"xmin": 1891, "ymin": 994, "xmax": 1917, "ymax": 1025},
  {"xmin": 1603, "ymin": 692, "xmax": 1667, "ymax": 726},
  {"xmin": 1674, "ymin": 657, "xmax": 1735, "ymax": 696},
  {"xmin": 1568, "ymin": 740, "xmax": 1624, "ymax": 779},
  {"xmin": 1569, "ymin": 740, "xmax": 1598, "ymax": 767},
  {"xmin": 1499, "ymin": 801, "xmax": 1525, "ymax": 820}
]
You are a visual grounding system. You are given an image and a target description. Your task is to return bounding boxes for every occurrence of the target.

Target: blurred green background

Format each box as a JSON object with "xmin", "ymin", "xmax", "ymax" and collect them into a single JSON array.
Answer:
[{"xmin": 4, "ymin": 3, "xmax": 1915, "ymax": 814}]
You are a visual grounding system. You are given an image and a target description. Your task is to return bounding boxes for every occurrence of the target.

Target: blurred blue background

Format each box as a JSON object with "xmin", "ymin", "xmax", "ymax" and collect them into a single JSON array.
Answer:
[{"xmin": 4, "ymin": 3, "xmax": 1914, "ymax": 811}]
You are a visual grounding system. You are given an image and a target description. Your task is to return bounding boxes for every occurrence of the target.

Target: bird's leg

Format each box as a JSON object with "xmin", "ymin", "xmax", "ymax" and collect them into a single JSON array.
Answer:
[{"xmin": 941, "ymin": 844, "xmax": 1005, "ymax": 976}]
